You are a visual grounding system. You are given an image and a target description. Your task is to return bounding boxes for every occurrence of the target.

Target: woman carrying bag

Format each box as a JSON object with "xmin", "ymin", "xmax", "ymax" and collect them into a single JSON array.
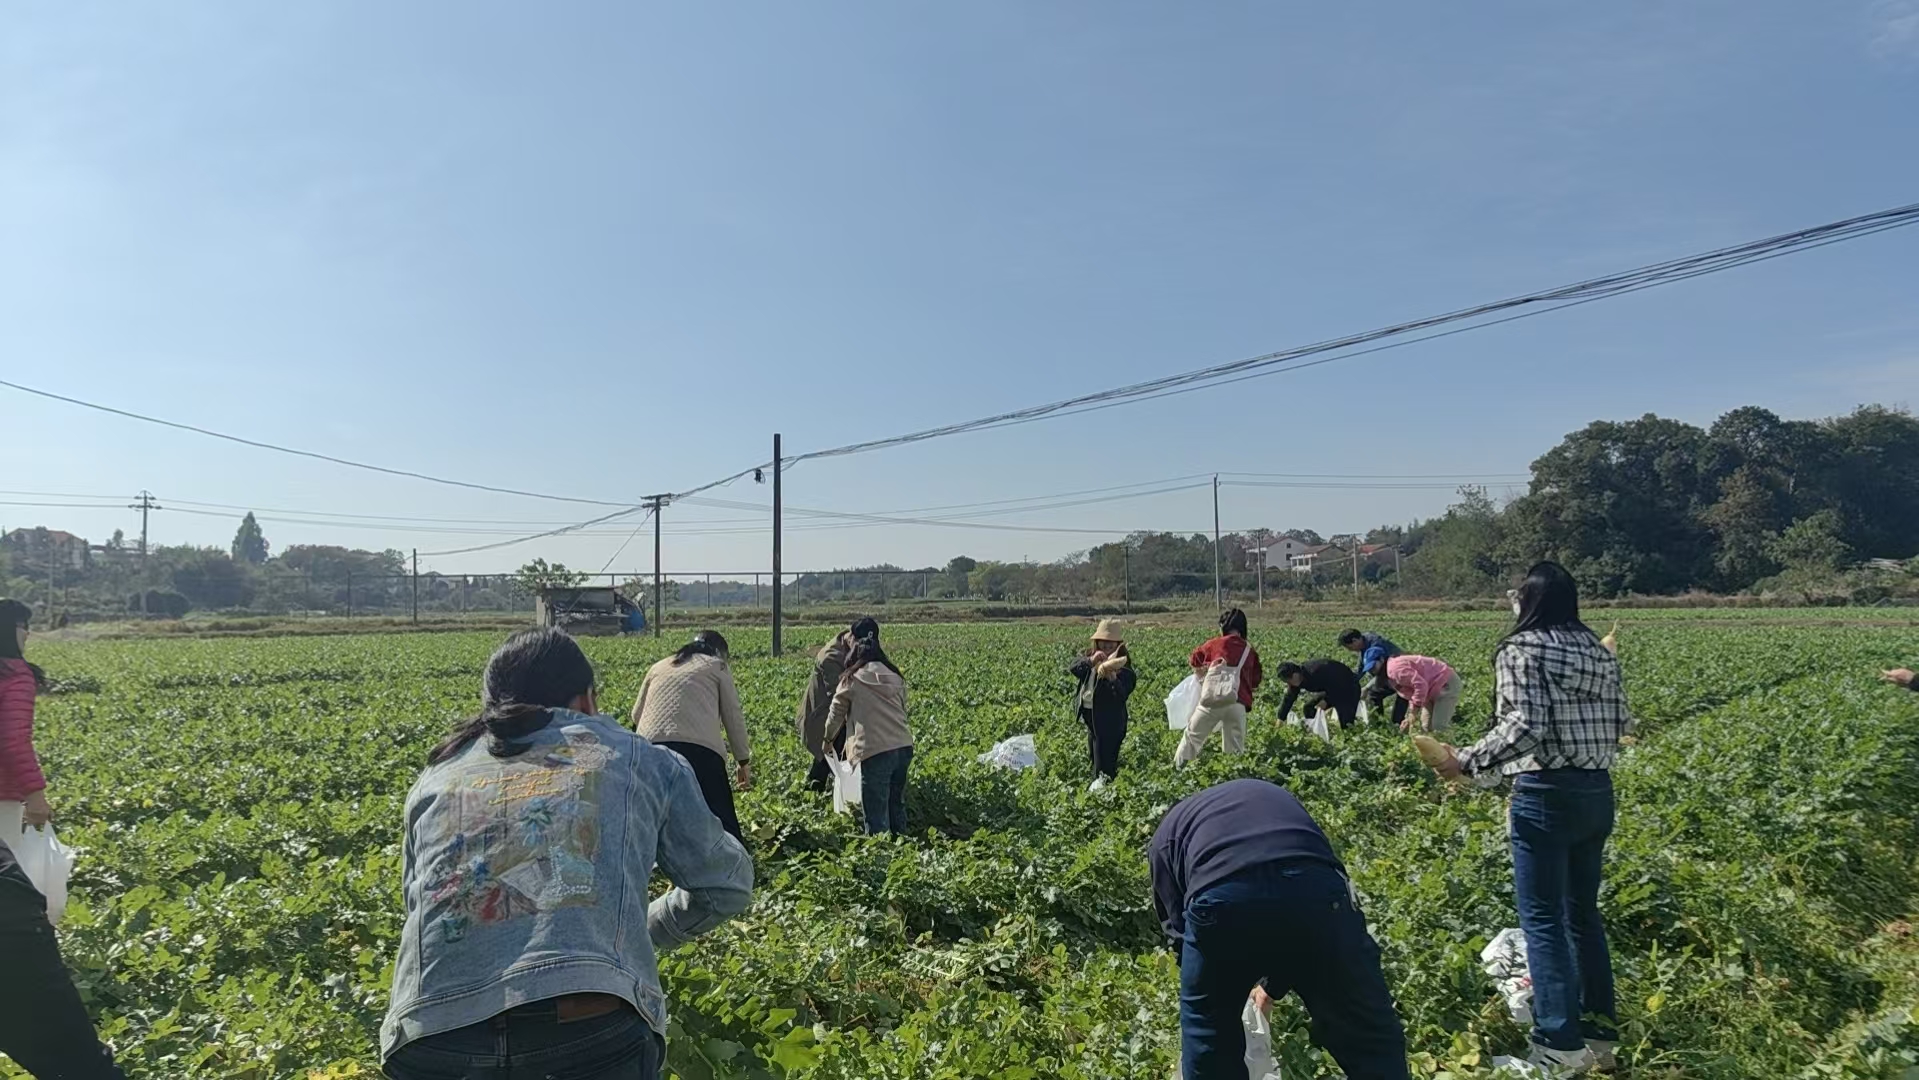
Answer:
[
  {"xmin": 1070, "ymin": 620, "xmax": 1136, "ymax": 791},
  {"xmin": 0, "ymin": 598, "xmax": 126, "ymax": 1078},
  {"xmin": 825, "ymin": 634, "xmax": 914, "ymax": 836},
  {"xmin": 1176, "ymin": 609, "xmax": 1262, "ymax": 766},
  {"xmin": 633, "ymin": 630, "xmax": 752, "ymax": 842},
  {"xmin": 1427, "ymin": 563, "xmax": 1630, "ymax": 1073}
]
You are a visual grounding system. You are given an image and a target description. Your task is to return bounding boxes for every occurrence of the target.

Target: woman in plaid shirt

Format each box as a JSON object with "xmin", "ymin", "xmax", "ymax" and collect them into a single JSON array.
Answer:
[{"xmin": 1431, "ymin": 563, "xmax": 1630, "ymax": 1073}]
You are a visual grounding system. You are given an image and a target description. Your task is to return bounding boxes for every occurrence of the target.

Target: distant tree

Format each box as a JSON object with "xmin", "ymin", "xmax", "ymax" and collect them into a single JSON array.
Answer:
[
  {"xmin": 231, "ymin": 512, "xmax": 270, "ymax": 565},
  {"xmin": 109, "ymin": 529, "xmax": 126, "ymax": 550},
  {"xmin": 169, "ymin": 549, "xmax": 255, "ymax": 610},
  {"xmin": 945, "ymin": 555, "xmax": 978, "ymax": 597},
  {"xmin": 1769, "ymin": 510, "xmax": 1851, "ymax": 573},
  {"xmin": 515, "ymin": 558, "xmax": 587, "ymax": 595}
]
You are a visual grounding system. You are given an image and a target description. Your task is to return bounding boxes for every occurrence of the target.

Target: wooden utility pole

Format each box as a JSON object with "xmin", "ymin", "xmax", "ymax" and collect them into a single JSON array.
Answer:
[
  {"xmin": 771, "ymin": 434, "xmax": 783, "ymax": 656},
  {"xmin": 1211, "ymin": 475, "xmax": 1223, "ymax": 612}
]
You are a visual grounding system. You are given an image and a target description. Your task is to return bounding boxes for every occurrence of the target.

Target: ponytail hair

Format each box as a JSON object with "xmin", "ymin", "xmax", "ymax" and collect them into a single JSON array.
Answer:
[
  {"xmin": 840, "ymin": 634, "xmax": 903, "ymax": 685},
  {"xmin": 672, "ymin": 629, "xmax": 729, "ymax": 666},
  {"xmin": 429, "ymin": 628, "xmax": 596, "ymax": 765},
  {"xmin": 0, "ymin": 599, "xmax": 45, "ymax": 690}
]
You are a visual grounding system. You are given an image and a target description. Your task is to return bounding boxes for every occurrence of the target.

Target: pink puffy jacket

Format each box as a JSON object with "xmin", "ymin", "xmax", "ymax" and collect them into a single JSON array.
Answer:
[{"xmin": 0, "ymin": 661, "xmax": 46, "ymax": 802}]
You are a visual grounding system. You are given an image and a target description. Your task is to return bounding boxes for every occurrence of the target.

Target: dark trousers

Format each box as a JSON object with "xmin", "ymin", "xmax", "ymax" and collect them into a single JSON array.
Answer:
[
  {"xmin": 806, "ymin": 729, "xmax": 849, "ymax": 793},
  {"xmin": 0, "ymin": 865, "xmax": 126, "ymax": 1079},
  {"xmin": 384, "ymin": 1006, "xmax": 663, "ymax": 1080},
  {"xmin": 658, "ymin": 742, "xmax": 742, "ymax": 843},
  {"xmin": 1510, "ymin": 769, "xmax": 1618, "ymax": 1050},
  {"xmin": 859, "ymin": 746, "xmax": 913, "ymax": 836},
  {"xmin": 1081, "ymin": 709, "xmax": 1128, "ymax": 779},
  {"xmin": 1179, "ymin": 861, "xmax": 1408, "ymax": 1080},
  {"xmin": 1364, "ymin": 683, "xmax": 1410, "ymax": 728}
]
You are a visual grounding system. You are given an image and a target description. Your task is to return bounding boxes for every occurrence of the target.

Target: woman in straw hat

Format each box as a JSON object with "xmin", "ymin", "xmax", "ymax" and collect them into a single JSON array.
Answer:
[{"xmin": 1070, "ymin": 620, "xmax": 1136, "ymax": 791}]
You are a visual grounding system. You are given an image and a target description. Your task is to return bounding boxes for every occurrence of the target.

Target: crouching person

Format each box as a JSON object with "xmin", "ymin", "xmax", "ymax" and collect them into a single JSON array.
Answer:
[
  {"xmin": 381, "ymin": 628, "xmax": 753, "ymax": 1080},
  {"xmin": 1151, "ymin": 779, "xmax": 1409, "ymax": 1080}
]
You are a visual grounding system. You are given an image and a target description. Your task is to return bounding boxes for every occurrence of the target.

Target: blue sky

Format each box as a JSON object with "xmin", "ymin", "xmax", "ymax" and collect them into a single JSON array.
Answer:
[{"xmin": 5, "ymin": 1, "xmax": 1917, "ymax": 578}]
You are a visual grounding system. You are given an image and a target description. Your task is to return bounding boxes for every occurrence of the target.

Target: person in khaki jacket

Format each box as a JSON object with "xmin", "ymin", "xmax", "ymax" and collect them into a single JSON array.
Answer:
[
  {"xmin": 798, "ymin": 617, "xmax": 876, "ymax": 792},
  {"xmin": 633, "ymin": 630, "xmax": 751, "ymax": 841},
  {"xmin": 825, "ymin": 633, "xmax": 913, "ymax": 836}
]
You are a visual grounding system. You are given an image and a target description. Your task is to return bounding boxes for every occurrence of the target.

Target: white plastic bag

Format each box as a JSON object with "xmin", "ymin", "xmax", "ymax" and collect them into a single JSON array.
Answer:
[
  {"xmin": 1480, "ymin": 927, "xmax": 1533, "ymax": 1025},
  {"xmin": 1165, "ymin": 674, "xmax": 1201, "ymax": 730},
  {"xmin": 827, "ymin": 754, "xmax": 863, "ymax": 816},
  {"xmin": 977, "ymin": 734, "xmax": 1039, "ymax": 771},
  {"xmin": 1356, "ymin": 699, "xmax": 1370, "ymax": 725},
  {"xmin": 1285, "ymin": 710, "xmax": 1334, "ymax": 744},
  {"xmin": 13, "ymin": 824, "xmax": 74, "ymax": 925},
  {"xmin": 1172, "ymin": 994, "xmax": 1282, "ymax": 1080}
]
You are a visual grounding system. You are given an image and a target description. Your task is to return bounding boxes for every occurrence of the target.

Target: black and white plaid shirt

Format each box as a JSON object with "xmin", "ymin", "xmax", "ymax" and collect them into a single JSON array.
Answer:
[{"xmin": 1457, "ymin": 627, "xmax": 1633, "ymax": 778}]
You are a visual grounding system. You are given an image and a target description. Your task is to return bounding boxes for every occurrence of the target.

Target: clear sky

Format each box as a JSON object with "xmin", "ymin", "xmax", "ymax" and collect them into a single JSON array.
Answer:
[{"xmin": 5, "ymin": 2, "xmax": 1917, "ymax": 579}]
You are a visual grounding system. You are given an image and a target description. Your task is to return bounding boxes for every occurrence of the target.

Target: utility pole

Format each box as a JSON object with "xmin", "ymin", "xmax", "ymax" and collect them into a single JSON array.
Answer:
[
  {"xmin": 411, "ymin": 549, "xmax": 420, "ymax": 623},
  {"xmin": 1351, "ymin": 539, "xmax": 1360, "ymax": 601},
  {"xmin": 1211, "ymin": 475, "xmax": 1222, "ymax": 613},
  {"xmin": 1256, "ymin": 537, "xmax": 1266, "ymax": 608},
  {"xmin": 129, "ymin": 490, "xmax": 161, "ymax": 569},
  {"xmin": 772, "ymin": 434, "xmax": 783, "ymax": 656},
  {"xmin": 645, "ymin": 495, "xmax": 667, "ymax": 638},
  {"xmin": 1123, "ymin": 541, "xmax": 1132, "ymax": 614}
]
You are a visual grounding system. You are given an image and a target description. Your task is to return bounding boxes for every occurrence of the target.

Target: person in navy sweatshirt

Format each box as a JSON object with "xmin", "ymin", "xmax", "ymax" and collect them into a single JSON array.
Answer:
[{"xmin": 1149, "ymin": 778, "xmax": 1408, "ymax": 1080}]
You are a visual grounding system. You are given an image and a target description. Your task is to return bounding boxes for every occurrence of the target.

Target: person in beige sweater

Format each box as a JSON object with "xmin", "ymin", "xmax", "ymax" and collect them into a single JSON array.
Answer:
[
  {"xmin": 825, "ymin": 634, "xmax": 914, "ymax": 836},
  {"xmin": 632, "ymin": 630, "xmax": 751, "ymax": 841}
]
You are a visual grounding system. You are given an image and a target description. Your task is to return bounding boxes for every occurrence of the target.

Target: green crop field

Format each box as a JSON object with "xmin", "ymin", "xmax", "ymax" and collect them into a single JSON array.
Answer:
[{"xmin": 12, "ymin": 612, "xmax": 1919, "ymax": 1079}]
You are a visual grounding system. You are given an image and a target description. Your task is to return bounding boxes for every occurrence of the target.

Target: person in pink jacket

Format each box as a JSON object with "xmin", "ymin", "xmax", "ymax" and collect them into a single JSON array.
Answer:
[
  {"xmin": 1384, "ymin": 653, "xmax": 1462, "ymax": 734},
  {"xmin": 0, "ymin": 598, "xmax": 127, "ymax": 1078}
]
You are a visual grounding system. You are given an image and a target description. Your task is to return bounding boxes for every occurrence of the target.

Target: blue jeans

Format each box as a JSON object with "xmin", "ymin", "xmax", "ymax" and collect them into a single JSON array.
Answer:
[
  {"xmin": 383, "ymin": 1006, "xmax": 663, "ymax": 1080},
  {"xmin": 1510, "ymin": 769, "xmax": 1619, "ymax": 1051},
  {"xmin": 1179, "ymin": 861, "xmax": 1409, "ymax": 1080},
  {"xmin": 860, "ymin": 746, "xmax": 913, "ymax": 836}
]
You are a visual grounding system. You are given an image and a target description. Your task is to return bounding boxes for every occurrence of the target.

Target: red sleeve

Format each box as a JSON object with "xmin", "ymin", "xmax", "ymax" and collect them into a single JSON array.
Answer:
[
  {"xmin": 1190, "ymin": 642, "xmax": 1209, "ymax": 668},
  {"xmin": 0, "ymin": 669, "xmax": 46, "ymax": 799}
]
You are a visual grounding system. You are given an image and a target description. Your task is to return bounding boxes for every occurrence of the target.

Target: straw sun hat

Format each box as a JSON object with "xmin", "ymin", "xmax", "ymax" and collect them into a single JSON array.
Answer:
[{"xmin": 1091, "ymin": 619, "xmax": 1125, "ymax": 644}]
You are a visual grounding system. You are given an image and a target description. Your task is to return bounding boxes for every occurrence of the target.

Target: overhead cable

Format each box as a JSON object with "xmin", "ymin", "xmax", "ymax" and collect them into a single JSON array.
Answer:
[{"xmin": 0, "ymin": 377, "xmax": 638, "ymax": 508}]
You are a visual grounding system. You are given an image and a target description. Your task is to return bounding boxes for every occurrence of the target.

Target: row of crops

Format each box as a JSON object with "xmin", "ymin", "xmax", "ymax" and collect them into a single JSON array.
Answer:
[{"xmin": 14, "ymin": 614, "xmax": 1919, "ymax": 1078}]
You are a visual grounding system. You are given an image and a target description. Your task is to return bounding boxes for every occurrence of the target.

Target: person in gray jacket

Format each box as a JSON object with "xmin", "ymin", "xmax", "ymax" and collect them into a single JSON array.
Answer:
[{"xmin": 382, "ymin": 628, "xmax": 753, "ymax": 1080}]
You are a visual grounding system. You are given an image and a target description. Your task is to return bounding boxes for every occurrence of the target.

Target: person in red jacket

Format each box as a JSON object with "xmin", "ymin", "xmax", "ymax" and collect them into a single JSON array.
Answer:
[
  {"xmin": 0, "ymin": 598, "xmax": 126, "ymax": 1078},
  {"xmin": 1175, "ymin": 609, "xmax": 1263, "ymax": 765}
]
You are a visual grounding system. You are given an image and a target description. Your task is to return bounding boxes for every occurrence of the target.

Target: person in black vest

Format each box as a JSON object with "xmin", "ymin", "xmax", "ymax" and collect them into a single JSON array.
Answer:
[
  {"xmin": 1150, "ymin": 779, "xmax": 1408, "ymax": 1080},
  {"xmin": 1273, "ymin": 659, "xmax": 1363, "ymax": 730}
]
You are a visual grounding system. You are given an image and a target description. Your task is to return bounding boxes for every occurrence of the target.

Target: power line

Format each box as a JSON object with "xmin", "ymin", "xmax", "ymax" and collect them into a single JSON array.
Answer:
[
  {"xmin": 662, "ymin": 200, "xmax": 1919, "ymax": 495},
  {"xmin": 0, "ymin": 378, "xmax": 638, "ymax": 508}
]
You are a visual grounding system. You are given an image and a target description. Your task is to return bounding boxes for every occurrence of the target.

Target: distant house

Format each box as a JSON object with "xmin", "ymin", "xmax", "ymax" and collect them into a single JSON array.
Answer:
[
  {"xmin": 2, "ymin": 527, "xmax": 91, "ymax": 570},
  {"xmin": 1359, "ymin": 543, "xmax": 1400, "ymax": 568},
  {"xmin": 1290, "ymin": 543, "xmax": 1344, "ymax": 573},
  {"xmin": 1247, "ymin": 536, "xmax": 1315, "ymax": 570}
]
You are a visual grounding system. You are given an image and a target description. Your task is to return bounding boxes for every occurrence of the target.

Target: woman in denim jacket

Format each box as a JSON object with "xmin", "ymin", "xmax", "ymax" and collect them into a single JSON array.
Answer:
[{"xmin": 382, "ymin": 628, "xmax": 753, "ymax": 1080}]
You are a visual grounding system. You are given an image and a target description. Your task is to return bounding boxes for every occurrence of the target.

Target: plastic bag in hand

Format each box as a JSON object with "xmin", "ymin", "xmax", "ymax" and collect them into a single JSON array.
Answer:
[
  {"xmin": 1165, "ymin": 674, "xmax": 1201, "ymax": 730},
  {"xmin": 1171, "ymin": 994, "xmax": 1282, "ymax": 1080},
  {"xmin": 827, "ymin": 755, "xmax": 863, "ymax": 816},
  {"xmin": 13, "ymin": 823, "xmax": 74, "ymax": 925}
]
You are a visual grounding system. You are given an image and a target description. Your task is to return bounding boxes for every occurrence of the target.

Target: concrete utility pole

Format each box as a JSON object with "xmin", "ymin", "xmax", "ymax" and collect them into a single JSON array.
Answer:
[
  {"xmin": 412, "ymin": 549, "xmax": 420, "ymax": 623},
  {"xmin": 1212, "ymin": 475, "xmax": 1223, "ymax": 612},
  {"xmin": 771, "ymin": 433, "xmax": 783, "ymax": 656},
  {"xmin": 129, "ymin": 490, "xmax": 161, "ymax": 569},
  {"xmin": 645, "ymin": 495, "xmax": 668, "ymax": 638}
]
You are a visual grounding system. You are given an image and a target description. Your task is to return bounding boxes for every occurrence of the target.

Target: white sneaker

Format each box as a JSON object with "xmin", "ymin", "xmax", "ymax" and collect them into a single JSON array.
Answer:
[
  {"xmin": 1526, "ymin": 1043, "xmax": 1595, "ymax": 1074},
  {"xmin": 1584, "ymin": 1040, "xmax": 1617, "ymax": 1071},
  {"xmin": 1088, "ymin": 776, "xmax": 1109, "ymax": 792}
]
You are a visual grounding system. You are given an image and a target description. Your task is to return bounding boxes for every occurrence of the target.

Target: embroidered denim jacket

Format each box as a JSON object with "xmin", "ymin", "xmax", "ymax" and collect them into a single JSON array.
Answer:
[{"xmin": 381, "ymin": 710, "xmax": 753, "ymax": 1058}]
